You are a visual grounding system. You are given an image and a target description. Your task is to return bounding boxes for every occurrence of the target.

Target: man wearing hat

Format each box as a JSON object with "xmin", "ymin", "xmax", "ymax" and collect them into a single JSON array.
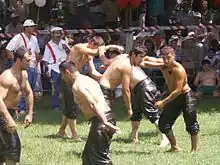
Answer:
[
  {"xmin": 6, "ymin": 19, "xmax": 40, "ymax": 114},
  {"xmin": 5, "ymin": 13, "xmax": 23, "ymax": 34},
  {"xmin": 192, "ymin": 12, "xmax": 207, "ymax": 41}
]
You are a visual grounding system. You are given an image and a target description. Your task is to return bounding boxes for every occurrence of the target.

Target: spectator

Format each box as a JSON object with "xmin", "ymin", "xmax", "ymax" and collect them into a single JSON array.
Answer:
[
  {"xmin": 5, "ymin": 12, "xmax": 23, "ymax": 34},
  {"xmin": 0, "ymin": 40, "xmax": 9, "ymax": 74},
  {"xmin": 175, "ymin": 0, "xmax": 194, "ymax": 26},
  {"xmin": 168, "ymin": 35, "xmax": 184, "ymax": 61},
  {"xmin": 192, "ymin": 12, "xmax": 207, "ymax": 41},
  {"xmin": 42, "ymin": 27, "xmax": 68, "ymax": 110},
  {"xmin": 193, "ymin": 59, "xmax": 220, "ymax": 98},
  {"xmin": 143, "ymin": 37, "xmax": 157, "ymax": 57},
  {"xmin": 204, "ymin": 48, "xmax": 218, "ymax": 67},
  {"xmin": 200, "ymin": 0, "xmax": 212, "ymax": 24}
]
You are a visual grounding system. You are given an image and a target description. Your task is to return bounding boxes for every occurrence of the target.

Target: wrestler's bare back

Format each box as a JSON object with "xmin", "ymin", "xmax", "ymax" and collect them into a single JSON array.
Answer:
[
  {"xmin": 100, "ymin": 56, "xmax": 131, "ymax": 89},
  {"xmin": 73, "ymin": 74, "xmax": 110, "ymax": 119},
  {"xmin": 0, "ymin": 69, "xmax": 28, "ymax": 109},
  {"xmin": 69, "ymin": 43, "xmax": 92, "ymax": 71},
  {"xmin": 161, "ymin": 62, "xmax": 190, "ymax": 93}
]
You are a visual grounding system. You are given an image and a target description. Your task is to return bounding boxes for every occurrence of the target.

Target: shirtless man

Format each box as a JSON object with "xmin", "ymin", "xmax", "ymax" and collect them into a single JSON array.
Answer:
[
  {"xmin": 68, "ymin": 35, "xmax": 105, "ymax": 80},
  {"xmin": 98, "ymin": 46, "xmax": 147, "ymax": 117},
  {"xmin": 141, "ymin": 46, "xmax": 200, "ymax": 152},
  {"xmin": 99, "ymin": 46, "xmax": 169, "ymax": 146},
  {"xmin": 193, "ymin": 59, "xmax": 220, "ymax": 98},
  {"xmin": 0, "ymin": 46, "xmax": 34, "ymax": 165},
  {"xmin": 59, "ymin": 61, "xmax": 120, "ymax": 165}
]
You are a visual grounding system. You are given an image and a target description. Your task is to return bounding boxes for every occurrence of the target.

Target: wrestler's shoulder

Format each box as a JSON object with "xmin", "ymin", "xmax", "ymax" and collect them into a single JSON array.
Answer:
[
  {"xmin": 0, "ymin": 70, "xmax": 14, "ymax": 85},
  {"xmin": 174, "ymin": 63, "xmax": 187, "ymax": 74}
]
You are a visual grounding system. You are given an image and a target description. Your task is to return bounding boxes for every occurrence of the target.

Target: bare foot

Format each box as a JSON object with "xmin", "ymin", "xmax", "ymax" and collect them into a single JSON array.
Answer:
[
  {"xmin": 56, "ymin": 132, "xmax": 69, "ymax": 138},
  {"xmin": 166, "ymin": 147, "xmax": 180, "ymax": 153},
  {"xmin": 71, "ymin": 136, "xmax": 83, "ymax": 142},
  {"xmin": 132, "ymin": 138, "xmax": 140, "ymax": 144},
  {"xmin": 191, "ymin": 149, "xmax": 197, "ymax": 153}
]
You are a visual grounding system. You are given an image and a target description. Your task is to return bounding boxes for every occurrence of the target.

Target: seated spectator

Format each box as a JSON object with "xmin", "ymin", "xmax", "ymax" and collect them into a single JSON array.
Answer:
[
  {"xmin": 193, "ymin": 60, "xmax": 220, "ymax": 97},
  {"xmin": 204, "ymin": 48, "xmax": 218, "ymax": 67}
]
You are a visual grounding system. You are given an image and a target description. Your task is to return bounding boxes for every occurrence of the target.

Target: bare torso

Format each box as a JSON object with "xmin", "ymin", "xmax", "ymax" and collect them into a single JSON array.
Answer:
[
  {"xmin": 130, "ymin": 66, "xmax": 148, "ymax": 89},
  {"xmin": 161, "ymin": 62, "xmax": 190, "ymax": 93},
  {"xmin": 199, "ymin": 70, "xmax": 217, "ymax": 86},
  {"xmin": 73, "ymin": 74, "xmax": 110, "ymax": 119},
  {"xmin": 0, "ymin": 69, "xmax": 27, "ymax": 109},
  {"xmin": 68, "ymin": 44, "xmax": 92, "ymax": 72},
  {"xmin": 99, "ymin": 56, "xmax": 131, "ymax": 89}
]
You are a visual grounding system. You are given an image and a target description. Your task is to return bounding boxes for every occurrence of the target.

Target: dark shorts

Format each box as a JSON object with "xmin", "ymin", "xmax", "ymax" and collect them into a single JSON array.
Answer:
[
  {"xmin": 130, "ymin": 78, "xmax": 160, "ymax": 123},
  {"xmin": 82, "ymin": 111, "xmax": 116, "ymax": 165},
  {"xmin": 198, "ymin": 85, "xmax": 217, "ymax": 95},
  {"xmin": 62, "ymin": 82, "xmax": 79, "ymax": 120},
  {"xmin": 0, "ymin": 109, "xmax": 21, "ymax": 163},
  {"xmin": 158, "ymin": 90, "xmax": 200, "ymax": 135},
  {"xmin": 100, "ymin": 85, "xmax": 115, "ymax": 108}
]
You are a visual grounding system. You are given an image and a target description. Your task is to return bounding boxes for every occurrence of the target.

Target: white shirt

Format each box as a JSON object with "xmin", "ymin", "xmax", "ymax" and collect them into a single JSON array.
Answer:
[
  {"xmin": 6, "ymin": 32, "xmax": 40, "ymax": 68},
  {"xmin": 42, "ymin": 39, "xmax": 68, "ymax": 74}
]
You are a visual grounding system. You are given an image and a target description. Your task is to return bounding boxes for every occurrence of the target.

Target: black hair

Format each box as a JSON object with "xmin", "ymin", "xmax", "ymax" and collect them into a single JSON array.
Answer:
[
  {"xmin": 14, "ymin": 46, "xmax": 31, "ymax": 62},
  {"xmin": 129, "ymin": 45, "xmax": 148, "ymax": 56},
  {"xmin": 202, "ymin": 59, "xmax": 211, "ymax": 66},
  {"xmin": 160, "ymin": 46, "xmax": 174, "ymax": 56},
  {"xmin": 59, "ymin": 60, "xmax": 77, "ymax": 73}
]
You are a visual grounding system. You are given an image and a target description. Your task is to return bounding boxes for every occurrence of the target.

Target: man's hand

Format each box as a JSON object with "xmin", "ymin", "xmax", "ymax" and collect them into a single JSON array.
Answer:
[
  {"xmin": 104, "ymin": 122, "xmax": 121, "ymax": 134},
  {"xmin": 128, "ymin": 108, "xmax": 133, "ymax": 118},
  {"xmin": 155, "ymin": 100, "xmax": 165, "ymax": 109},
  {"xmin": 24, "ymin": 113, "xmax": 33, "ymax": 128},
  {"xmin": 6, "ymin": 118, "xmax": 17, "ymax": 133}
]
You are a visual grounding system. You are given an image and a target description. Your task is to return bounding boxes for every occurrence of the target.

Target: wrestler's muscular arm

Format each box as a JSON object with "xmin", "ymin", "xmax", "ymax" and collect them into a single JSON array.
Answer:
[
  {"xmin": 74, "ymin": 44, "xmax": 99, "ymax": 56},
  {"xmin": 87, "ymin": 56, "xmax": 102, "ymax": 81},
  {"xmin": 74, "ymin": 86, "xmax": 120, "ymax": 132},
  {"xmin": 162, "ymin": 67, "xmax": 186, "ymax": 105},
  {"xmin": 121, "ymin": 65, "xmax": 133, "ymax": 118},
  {"xmin": 140, "ymin": 56, "xmax": 164, "ymax": 68},
  {"xmin": 22, "ymin": 71, "xmax": 34, "ymax": 127},
  {"xmin": 0, "ymin": 73, "xmax": 17, "ymax": 132}
]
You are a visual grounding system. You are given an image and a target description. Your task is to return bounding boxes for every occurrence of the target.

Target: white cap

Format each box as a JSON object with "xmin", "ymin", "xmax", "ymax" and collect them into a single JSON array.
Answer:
[
  {"xmin": 50, "ymin": 27, "xmax": 63, "ymax": 32},
  {"xmin": 23, "ymin": 19, "xmax": 37, "ymax": 27}
]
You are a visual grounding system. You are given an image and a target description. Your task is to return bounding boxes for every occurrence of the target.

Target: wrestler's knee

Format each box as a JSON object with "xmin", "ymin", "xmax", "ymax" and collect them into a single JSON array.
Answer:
[
  {"xmin": 186, "ymin": 122, "xmax": 200, "ymax": 135},
  {"xmin": 158, "ymin": 119, "xmax": 172, "ymax": 134}
]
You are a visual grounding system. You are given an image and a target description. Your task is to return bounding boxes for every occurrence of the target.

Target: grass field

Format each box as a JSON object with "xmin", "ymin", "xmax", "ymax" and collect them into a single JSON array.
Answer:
[{"xmin": 16, "ymin": 96, "xmax": 220, "ymax": 165}]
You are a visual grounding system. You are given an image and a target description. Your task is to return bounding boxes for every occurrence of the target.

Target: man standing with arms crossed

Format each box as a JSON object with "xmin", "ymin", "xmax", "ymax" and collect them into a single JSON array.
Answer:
[
  {"xmin": 59, "ymin": 61, "xmax": 120, "ymax": 165},
  {"xmin": 0, "ymin": 46, "xmax": 34, "ymax": 165},
  {"xmin": 141, "ymin": 46, "xmax": 200, "ymax": 152}
]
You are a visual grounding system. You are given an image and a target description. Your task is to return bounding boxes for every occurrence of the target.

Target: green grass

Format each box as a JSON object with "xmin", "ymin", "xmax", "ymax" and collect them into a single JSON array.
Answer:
[{"xmin": 16, "ymin": 96, "xmax": 220, "ymax": 165}]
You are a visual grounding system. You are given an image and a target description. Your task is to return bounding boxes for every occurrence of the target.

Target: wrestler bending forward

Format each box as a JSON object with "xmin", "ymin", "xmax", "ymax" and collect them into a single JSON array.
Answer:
[{"xmin": 59, "ymin": 61, "xmax": 120, "ymax": 165}]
